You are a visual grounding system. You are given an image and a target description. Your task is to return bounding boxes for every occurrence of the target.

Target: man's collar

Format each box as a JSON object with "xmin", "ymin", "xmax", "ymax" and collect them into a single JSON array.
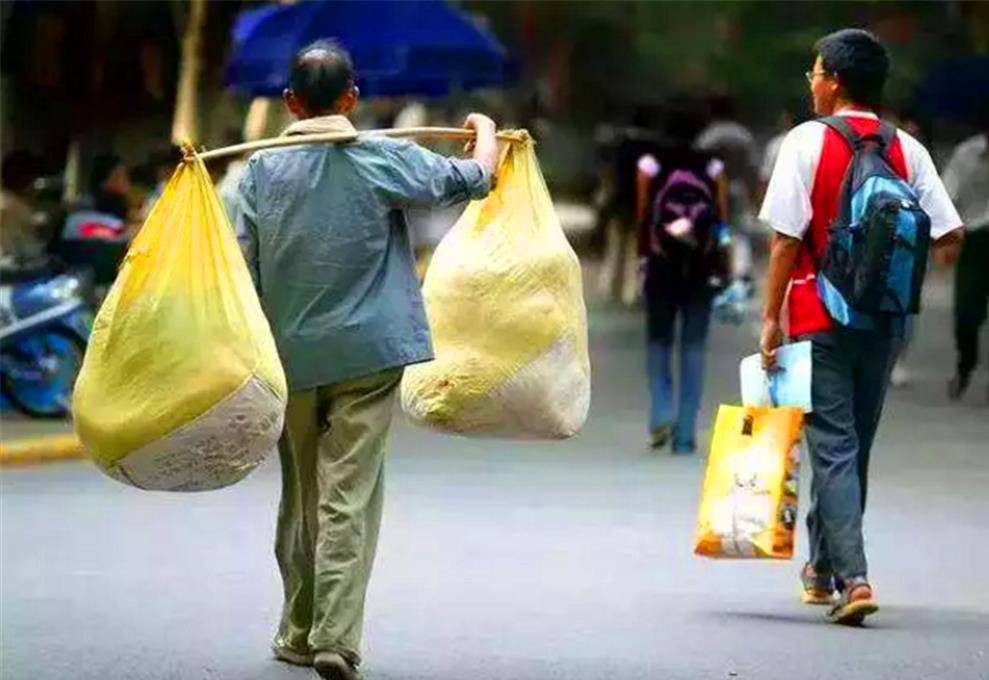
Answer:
[
  {"xmin": 282, "ymin": 115, "xmax": 356, "ymax": 137},
  {"xmin": 834, "ymin": 107, "xmax": 878, "ymax": 120}
]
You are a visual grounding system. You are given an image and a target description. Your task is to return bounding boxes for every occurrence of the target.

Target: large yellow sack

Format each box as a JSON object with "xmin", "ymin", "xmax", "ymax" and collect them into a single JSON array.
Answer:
[
  {"xmin": 72, "ymin": 158, "xmax": 287, "ymax": 491},
  {"xmin": 694, "ymin": 405, "xmax": 803, "ymax": 559},
  {"xmin": 401, "ymin": 134, "xmax": 590, "ymax": 438}
]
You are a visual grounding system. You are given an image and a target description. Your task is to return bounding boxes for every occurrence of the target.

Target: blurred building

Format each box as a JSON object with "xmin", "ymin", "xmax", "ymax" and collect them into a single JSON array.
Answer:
[{"xmin": 0, "ymin": 1, "xmax": 247, "ymax": 177}]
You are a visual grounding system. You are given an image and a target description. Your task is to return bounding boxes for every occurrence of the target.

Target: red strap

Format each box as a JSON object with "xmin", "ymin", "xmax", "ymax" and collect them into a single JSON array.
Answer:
[{"xmin": 78, "ymin": 222, "xmax": 125, "ymax": 240}]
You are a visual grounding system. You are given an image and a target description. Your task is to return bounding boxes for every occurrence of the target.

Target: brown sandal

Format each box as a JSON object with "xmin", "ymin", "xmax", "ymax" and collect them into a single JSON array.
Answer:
[
  {"xmin": 800, "ymin": 563, "xmax": 835, "ymax": 605},
  {"xmin": 829, "ymin": 581, "xmax": 878, "ymax": 625}
]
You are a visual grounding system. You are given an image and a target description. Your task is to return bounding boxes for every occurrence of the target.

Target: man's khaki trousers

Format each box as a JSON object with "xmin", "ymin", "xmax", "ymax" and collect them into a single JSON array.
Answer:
[{"xmin": 272, "ymin": 368, "xmax": 402, "ymax": 666}]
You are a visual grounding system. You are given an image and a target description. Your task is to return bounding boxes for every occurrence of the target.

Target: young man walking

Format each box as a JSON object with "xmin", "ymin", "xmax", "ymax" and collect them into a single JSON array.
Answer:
[
  {"xmin": 235, "ymin": 41, "xmax": 497, "ymax": 678},
  {"xmin": 758, "ymin": 29, "xmax": 964, "ymax": 624}
]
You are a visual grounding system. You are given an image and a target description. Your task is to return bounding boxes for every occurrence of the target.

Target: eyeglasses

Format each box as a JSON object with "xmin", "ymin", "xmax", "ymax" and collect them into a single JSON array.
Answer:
[{"xmin": 805, "ymin": 70, "xmax": 831, "ymax": 84}]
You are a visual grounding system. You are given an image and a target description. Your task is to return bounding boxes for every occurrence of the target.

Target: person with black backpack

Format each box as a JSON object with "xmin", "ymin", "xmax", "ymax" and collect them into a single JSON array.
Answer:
[
  {"xmin": 636, "ymin": 104, "xmax": 731, "ymax": 454},
  {"xmin": 759, "ymin": 29, "xmax": 965, "ymax": 625}
]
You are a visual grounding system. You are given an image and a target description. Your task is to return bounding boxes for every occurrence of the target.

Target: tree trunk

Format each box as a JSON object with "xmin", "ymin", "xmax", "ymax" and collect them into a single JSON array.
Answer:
[{"xmin": 171, "ymin": 0, "xmax": 206, "ymax": 144}]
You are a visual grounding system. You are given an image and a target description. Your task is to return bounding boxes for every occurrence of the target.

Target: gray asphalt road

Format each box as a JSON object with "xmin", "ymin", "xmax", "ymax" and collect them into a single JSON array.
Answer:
[{"xmin": 2, "ymin": 270, "xmax": 987, "ymax": 680}]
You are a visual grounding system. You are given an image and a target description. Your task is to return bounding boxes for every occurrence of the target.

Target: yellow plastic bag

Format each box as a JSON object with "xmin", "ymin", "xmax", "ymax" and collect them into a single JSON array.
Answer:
[
  {"xmin": 694, "ymin": 405, "xmax": 803, "ymax": 559},
  {"xmin": 401, "ymin": 134, "xmax": 590, "ymax": 438},
  {"xmin": 72, "ymin": 157, "xmax": 287, "ymax": 491}
]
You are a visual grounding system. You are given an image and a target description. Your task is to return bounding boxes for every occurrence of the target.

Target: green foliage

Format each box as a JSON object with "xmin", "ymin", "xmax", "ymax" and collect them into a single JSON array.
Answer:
[{"xmin": 469, "ymin": 0, "xmax": 981, "ymax": 128}]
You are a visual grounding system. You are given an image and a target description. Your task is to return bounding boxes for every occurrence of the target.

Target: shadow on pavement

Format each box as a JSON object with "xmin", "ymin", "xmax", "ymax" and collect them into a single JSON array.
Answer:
[{"xmin": 705, "ymin": 605, "xmax": 989, "ymax": 634}]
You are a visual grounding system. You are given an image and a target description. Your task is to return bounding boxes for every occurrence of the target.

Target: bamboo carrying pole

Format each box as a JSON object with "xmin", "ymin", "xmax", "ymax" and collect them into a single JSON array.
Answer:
[{"xmin": 185, "ymin": 127, "xmax": 531, "ymax": 163}]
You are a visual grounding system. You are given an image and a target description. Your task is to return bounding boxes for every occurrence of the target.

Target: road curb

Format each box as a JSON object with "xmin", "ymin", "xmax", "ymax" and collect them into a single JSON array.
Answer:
[{"xmin": 0, "ymin": 433, "xmax": 85, "ymax": 466}]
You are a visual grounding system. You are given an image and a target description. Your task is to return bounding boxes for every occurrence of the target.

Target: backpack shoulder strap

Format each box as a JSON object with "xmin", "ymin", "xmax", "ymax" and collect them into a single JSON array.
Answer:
[
  {"xmin": 820, "ymin": 115, "xmax": 861, "ymax": 151},
  {"xmin": 875, "ymin": 121, "xmax": 897, "ymax": 150}
]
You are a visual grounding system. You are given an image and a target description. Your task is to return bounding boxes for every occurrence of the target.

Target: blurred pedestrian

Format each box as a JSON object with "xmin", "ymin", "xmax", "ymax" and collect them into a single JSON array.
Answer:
[
  {"xmin": 597, "ymin": 107, "xmax": 664, "ymax": 307},
  {"xmin": 58, "ymin": 153, "xmax": 134, "ymax": 286},
  {"xmin": 758, "ymin": 108, "xmax": 797, "ymax": 202},
  {"xmin": 759, "ymin": 29, "xmax": 964, "ymax": 624},
  {"xmin": 63, "ymin": 153, "xmax": 134, "ymax": 242},
  {"xmin": 234, "ymin": 40, "xmax": 496, "ymax": 680},
  {"xmin": 696, "ymin": 93, "xmax": 759, "ymax": 228},
  {"xmin": 888, "ymin": 114, "xmax": 933, "ymax": 389},
  {"xmin": 136, "ymin": 148, "xmax": 177, "ymax": 221},
  {"xmin": 942, "ymin": 123, "xmax": 989, "ymax": 401},
  {"xmin": 0, "ymin": 150, "xmax": 48, "ymax": 267},
  {"xmin": 636, "ymin": 104, "xmax": 731, "ymax": 453},
  {"xmin": 214, "ymin": 129, "xmax": 248, "ymax": 230},
  {"xmin": 55, "ymin": 153, "xmax": 140, "ymax": 291}
]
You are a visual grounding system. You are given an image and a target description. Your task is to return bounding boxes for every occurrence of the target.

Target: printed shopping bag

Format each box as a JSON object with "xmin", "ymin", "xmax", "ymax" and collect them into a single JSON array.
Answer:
[{"xmin": 694, "ymin": 405, "xmax": 803, "ymax": 558}]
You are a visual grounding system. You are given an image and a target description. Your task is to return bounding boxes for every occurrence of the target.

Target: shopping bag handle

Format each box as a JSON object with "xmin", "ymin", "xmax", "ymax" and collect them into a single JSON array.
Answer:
[{"xmin": 741, "ymin": 414, "xmax": 755, "ymax": 436}]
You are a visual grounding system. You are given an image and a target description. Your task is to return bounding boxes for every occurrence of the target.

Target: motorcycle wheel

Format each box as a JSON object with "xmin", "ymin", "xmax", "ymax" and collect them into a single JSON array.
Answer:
[{"xmin": 1, "ymin": 329, "xmax": 86, "ymax": 419}]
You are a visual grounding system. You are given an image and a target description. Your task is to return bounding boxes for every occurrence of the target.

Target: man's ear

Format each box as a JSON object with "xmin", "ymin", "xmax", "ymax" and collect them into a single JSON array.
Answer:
[
  {"xmin": 283, "ymin": 89, "xmax": 304, "ymax": 117},
  {"xmin": 829, "ymin": 76, "xmax": 842, "ymax": 99},
  {"xmin": 337, "ymin": 86, "xmax": 359, "ymax": 115}
]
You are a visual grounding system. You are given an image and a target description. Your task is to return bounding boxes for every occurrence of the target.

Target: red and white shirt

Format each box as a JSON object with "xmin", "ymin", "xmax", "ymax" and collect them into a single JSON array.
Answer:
[{"xmin": 759, "ymin": 109, "xmax": 963, "ymax": 337}]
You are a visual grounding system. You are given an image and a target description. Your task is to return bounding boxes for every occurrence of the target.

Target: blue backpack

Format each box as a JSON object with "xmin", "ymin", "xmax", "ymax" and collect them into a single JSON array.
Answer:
[{"xmin": 816, "ymin": 116, "xmax": 931, "ymax": 330}]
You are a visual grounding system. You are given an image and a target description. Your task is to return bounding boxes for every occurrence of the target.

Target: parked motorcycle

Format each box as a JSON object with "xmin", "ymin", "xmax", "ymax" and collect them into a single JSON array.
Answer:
[{"xmin": 0, "ymin": 266, "xmax": 92, "ymax": 418}]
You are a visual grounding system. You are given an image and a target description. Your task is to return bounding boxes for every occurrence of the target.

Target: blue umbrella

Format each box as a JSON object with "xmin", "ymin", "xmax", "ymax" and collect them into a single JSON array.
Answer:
[{"xmin": 226, "ymin": 0, "xmax": 514, "ymax": 98}]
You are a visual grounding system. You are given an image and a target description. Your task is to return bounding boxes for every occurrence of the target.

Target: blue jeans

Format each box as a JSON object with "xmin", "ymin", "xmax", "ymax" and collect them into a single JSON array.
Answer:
[
  {"xmin": 801, "ymin": 327, "xmax": 902, "ymax": 581},
  {"xmin": 646, "ymin": 297, "xmax": 712, "ymax": 451}
]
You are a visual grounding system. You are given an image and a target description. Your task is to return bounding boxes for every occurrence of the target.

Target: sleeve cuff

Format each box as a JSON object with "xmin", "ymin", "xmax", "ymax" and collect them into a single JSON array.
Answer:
[
  {"xmin": 760, "ymin": 214, "xmax": 808, "ymax": 240},
  {"xmin": 474, "ymin": 162, "xmax": 493, "ymax": 198},
  {"xmin": 932, "ymin": 221, "xmax": 965, "ymax": 241},
  {"xmin": 452, "ymin": 158, "xmax": 493, "ymax": 200}
]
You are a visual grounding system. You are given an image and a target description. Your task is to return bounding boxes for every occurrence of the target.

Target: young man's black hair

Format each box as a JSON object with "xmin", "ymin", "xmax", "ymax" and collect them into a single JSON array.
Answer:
[
  {"xmin": 814, "ymin": 29, "xmax": 890, "ymax": 108},
  {"xmin": 288, "ymin": 39, "xmax": 356, "ymax": 113}
]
